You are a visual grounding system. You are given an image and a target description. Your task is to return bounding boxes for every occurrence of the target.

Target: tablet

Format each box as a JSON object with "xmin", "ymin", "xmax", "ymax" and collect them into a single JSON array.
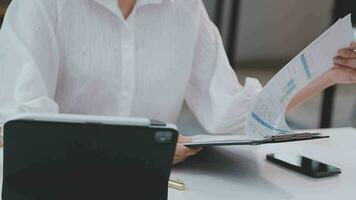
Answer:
[{"xmin": 2, "ymin": 113, "xmax": 178, "ymax": 200}]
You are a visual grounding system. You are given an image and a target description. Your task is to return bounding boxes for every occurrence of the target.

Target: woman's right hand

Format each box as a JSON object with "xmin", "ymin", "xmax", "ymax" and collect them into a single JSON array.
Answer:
[{"xmin": 173, "ymin": 135, "xmax": 202, "ymax": 165}]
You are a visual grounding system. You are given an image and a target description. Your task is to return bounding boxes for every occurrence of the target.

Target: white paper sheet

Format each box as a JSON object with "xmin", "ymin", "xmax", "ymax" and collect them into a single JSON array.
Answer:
[
  {"xmin": 245, "ymin": 14, "xmax": 355, "ymax": 139},
  {"xmin": 190, "ymin": 15, "xmax": 355, "ymax": 144}
]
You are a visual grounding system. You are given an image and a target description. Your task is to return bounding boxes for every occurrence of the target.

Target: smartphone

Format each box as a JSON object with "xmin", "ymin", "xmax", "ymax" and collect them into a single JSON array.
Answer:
[{"xmin": 266, "ymin": 153, "xmax": 341, "ymax": 178}]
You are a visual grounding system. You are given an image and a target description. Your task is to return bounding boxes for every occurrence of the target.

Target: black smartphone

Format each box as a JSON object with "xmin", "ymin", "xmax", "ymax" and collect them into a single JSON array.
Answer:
[{"xmin": 266, "ymin": 153, "xmax": 341, "ymax": 178}]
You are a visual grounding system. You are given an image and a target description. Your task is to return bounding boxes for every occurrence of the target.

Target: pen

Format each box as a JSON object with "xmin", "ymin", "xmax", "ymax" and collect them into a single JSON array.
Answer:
[{"xmin": 168, "ymin": 179, "xmax": 186, "ymax": 191}]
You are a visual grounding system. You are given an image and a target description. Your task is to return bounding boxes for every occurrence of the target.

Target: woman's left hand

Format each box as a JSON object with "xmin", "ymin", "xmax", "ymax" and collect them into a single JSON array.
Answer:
[
  {"xmin": 330, "ymin": 41, "xmax": 356, "ymax": 85},
  {"xmin": 173, "ymin": 135, "xmax": 202, "ymax": 165}
]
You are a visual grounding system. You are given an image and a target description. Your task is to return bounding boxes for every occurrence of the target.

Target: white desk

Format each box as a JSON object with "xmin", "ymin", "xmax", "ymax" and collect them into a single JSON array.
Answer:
[
  {"xmin": 0, "ymin": 128, "xmax": 354, "ymax": 199},
  {"xmin": 169, "ymin": 128, "xmax": 356, "ymax": 200}
]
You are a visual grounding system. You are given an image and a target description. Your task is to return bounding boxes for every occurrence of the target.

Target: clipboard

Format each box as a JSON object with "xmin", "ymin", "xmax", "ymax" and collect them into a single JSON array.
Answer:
[{"xmin": 184, "ymin": 133, "xmax": 330, "ymax": 148}]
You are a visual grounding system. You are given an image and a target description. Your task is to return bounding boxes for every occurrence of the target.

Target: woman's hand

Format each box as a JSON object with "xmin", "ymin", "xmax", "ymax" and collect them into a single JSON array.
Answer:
[
  {"xmin": 288, "ymin": 41, "xmax": 356, "ymax": 111},
  {"xmin": 330, "ymin": 41, "xmax": 356, "ymax": 84},
  {"xmin": 173, "ymin": 135, "xmax": 202, "ymax": 165}
]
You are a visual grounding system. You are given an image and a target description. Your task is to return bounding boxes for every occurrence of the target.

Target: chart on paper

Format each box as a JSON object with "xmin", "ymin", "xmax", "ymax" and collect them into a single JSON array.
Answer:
[
  {"xmin": 245, "ymin": 15, "xmax": 355, "ymax": 139},
  {"xmin": 185, "ymin": 15, "xmax": 354, "ymax": 147}
]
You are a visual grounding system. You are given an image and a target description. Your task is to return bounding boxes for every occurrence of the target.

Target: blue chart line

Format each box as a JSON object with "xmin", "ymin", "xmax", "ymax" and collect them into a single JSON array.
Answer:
[
  {"xmin": 251, "ymin": 112, "xmax": 289, "ymax": 133},
  {"xmin": 287, "ymin": 79, "xmax": 295, "ymax": 87},
  {"xmin": 279, "ymin": 79, "xmax": 297, "ymax": 103},
  {"xmin": 300, "ymin": 54, "xmax": 312, "ymax": 79},
  {"xmin": 287, "ymin": 85, "xmax": 296, "ymax": 95},
  {"xmin": 286, "ymin": 80, "xmax": 296, "ymax": 95}
]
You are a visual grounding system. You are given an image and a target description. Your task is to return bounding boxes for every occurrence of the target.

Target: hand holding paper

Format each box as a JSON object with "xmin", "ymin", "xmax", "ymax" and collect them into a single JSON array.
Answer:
[
  {"xmin": 186, "ymin": 15, "xmax": 355, "ymax": 147},
  {"xmin": 246, "ymin": 14, "xmax": 354, "ymax": 139}
]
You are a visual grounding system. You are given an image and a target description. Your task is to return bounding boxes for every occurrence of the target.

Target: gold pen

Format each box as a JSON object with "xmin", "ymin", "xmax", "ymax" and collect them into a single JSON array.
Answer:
[{"xmin": 168, "ymin": 178, "xmax": 186, "ymax": 191}]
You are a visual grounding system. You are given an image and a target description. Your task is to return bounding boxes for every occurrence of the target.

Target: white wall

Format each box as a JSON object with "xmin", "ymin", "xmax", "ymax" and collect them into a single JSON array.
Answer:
[{"xmin": 236, "ymin": 0, "xmax": 335, "ymax": 65}]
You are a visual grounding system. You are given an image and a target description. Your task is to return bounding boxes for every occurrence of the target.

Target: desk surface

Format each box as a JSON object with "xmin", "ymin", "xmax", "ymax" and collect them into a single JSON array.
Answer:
[
  {"xmin": 0, "ymin": 128, "xmax": 354, "ymax": 199},
  {"xmin": 169, "ymin": 128, "xmax": 356, "ymax": 200}
]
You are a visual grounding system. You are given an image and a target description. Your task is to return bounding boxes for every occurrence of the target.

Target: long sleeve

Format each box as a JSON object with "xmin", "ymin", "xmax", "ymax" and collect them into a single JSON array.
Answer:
[
  {"xmin": 0, "ymin": 0, "xmax": 60, "ymax": 123},
  {"xmin": 185, "ymin": 2, "xmax": 263, "ymax": 134}
]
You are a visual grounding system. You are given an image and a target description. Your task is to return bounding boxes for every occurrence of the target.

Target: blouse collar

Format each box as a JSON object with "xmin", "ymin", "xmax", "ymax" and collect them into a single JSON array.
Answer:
[
  {"xmin": 92, "ymin": 0, "xmax": 167, "ymax": 8},
  {"xmin": 91, "ymin": 0, "xmax": 172, "ymax": 21}
]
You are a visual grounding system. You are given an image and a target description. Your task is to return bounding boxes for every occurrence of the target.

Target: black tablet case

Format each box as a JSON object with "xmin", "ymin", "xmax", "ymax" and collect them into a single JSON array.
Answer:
[{"xmin": 2, "ymin": 119, "xmax": 178, "ymax": 200}]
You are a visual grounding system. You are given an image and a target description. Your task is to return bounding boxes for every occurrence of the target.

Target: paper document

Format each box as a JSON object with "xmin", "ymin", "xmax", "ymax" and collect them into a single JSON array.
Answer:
[
  {"xmin": 186, "ymin": 15, "xmax": 354, "ymax": 147},
  {"xmin": 245, "ymin": 14, "xmax": 354, "ymax": 139}
]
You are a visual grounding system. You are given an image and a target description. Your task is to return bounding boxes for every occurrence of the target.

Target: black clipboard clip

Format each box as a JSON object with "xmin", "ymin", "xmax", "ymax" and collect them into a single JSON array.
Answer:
[{"xmin": 264, "ymin": 132, "xmax": 330, "ymax": 144}]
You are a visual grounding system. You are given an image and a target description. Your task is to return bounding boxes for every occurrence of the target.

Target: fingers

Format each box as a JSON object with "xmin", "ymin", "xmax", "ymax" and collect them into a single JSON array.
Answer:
[
  {"xmin": 336, "ymin": 41, "xmax": 356, "ymax": 58},
  {"xmin": 337, "ymin": 48, "xmax": 356, "ymax": 59},
  {"xmin": 173, "ymin": 156, "xmax": 187, "ymax": 165},
  {"xmin": 177, "ymin": 135, "xmax": 192, "ymax": 143},
  {"xmin": 350, "ymin": 41, "xmax": 356, "ymax": 50},
  {"xmin": 190, "ymin": 147, "xmax": 203, "ymax": 154},
  {"xmin": 173, "ymin": 135, "xmax": 203, "ymax": 165},
  {"xmin": 173, "ymin": 141, "xmax": 203, "ymax": 165},
  {"xmin": 334, "ymin": 42, "xmax": 356, "ymax": 68},
  {"xmin": 176, "ymin": 144, "xmax": 202, "ymax": 156},
  {"xmin": 177, "ymin": 135, "xmax": 200, "ymax": 157},
  {"xmin": 333, "ymin": 57, "xmax": 356, "ymax": 69}
]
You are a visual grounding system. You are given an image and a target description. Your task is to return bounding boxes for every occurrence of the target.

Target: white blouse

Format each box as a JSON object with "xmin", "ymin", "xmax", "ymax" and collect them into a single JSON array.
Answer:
[{"xmin": 0, "ymin": 0, "xmax": 262, "ymax": 134}]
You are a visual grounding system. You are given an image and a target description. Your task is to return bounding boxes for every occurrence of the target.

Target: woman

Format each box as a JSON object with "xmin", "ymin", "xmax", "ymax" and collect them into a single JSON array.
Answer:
[{"xmin": 0, "ymin": 0, "xmax": 355, "ymax": 164}]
